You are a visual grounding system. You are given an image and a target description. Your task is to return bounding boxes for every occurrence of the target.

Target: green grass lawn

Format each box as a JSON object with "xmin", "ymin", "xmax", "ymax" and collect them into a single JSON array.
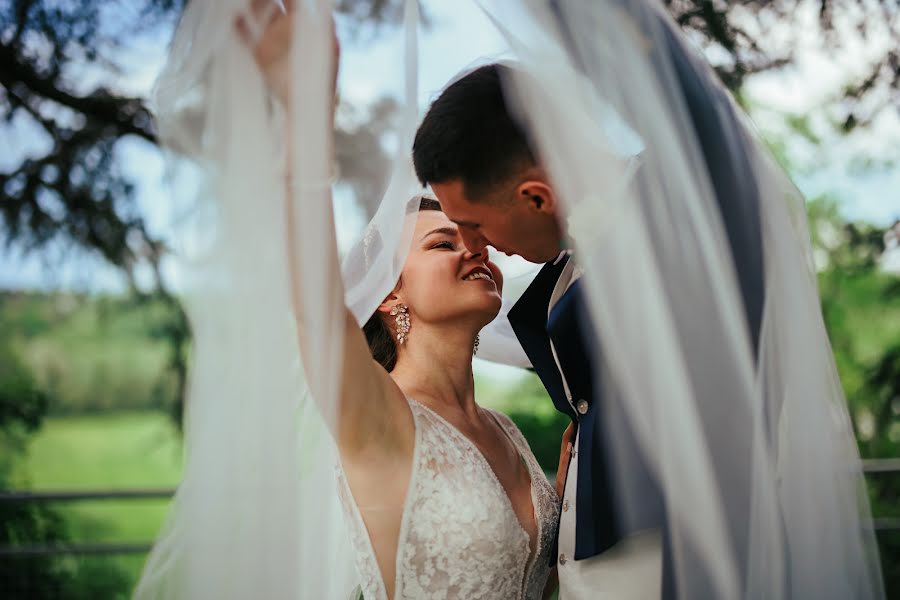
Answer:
[
  {"xmin": 21, "ymin": 411, "xmax": 182, "ymax": 543},
  {"xmin": 17, "ymin": 411, "xmax": 183, "ymax": 592},
  {"xmin": 23, "ymin": 411, "xmax": 182, "ymax": 490}
]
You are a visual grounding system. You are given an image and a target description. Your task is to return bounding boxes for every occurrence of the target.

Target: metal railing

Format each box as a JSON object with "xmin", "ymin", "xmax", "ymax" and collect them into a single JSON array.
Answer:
[
  {"xmin": 1, "ymin": 459, "xmax": 898, "ymax": 558},
  {"xmin": 0, "ymin": 487, "xmax": 174, "ymax": 558}
]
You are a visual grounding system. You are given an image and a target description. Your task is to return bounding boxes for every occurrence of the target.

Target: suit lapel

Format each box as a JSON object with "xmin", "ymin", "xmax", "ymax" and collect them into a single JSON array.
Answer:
[{"xmin": 508, "ymin": 256, "xmax": 577, "ymax": 420}]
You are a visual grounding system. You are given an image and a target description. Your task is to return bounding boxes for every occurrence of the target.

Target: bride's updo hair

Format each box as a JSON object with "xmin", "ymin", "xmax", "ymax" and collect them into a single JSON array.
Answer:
[{"xmin": 364, "ymin": 196, "xmax": 443, "ymax": 372}]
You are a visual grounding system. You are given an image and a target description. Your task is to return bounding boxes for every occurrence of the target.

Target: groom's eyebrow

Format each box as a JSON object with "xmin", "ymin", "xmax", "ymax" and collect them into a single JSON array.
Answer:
[
  {"xmin": 421, "ymin": 227, "xmax": 459, "ymax": 241},
  {"xmin": 450, "ymin": 219, "xmax": 479, "ymax": 228}
]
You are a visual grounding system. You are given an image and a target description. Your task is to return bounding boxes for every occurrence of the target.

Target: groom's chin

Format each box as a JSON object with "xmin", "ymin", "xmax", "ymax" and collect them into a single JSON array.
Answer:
[
  {"xmin": 503, "ymin": 243, "xmax": 562, "ymax": 264},
  {"xmin": 516, "ymin": 250, "xmax": 555, "ymax": 265}
]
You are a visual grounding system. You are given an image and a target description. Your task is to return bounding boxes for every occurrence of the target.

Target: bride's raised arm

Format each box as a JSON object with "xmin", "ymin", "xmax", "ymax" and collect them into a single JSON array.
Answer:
[{"xmin": 238, "ymin": 2, "xmax": 412, "ymax": 458}]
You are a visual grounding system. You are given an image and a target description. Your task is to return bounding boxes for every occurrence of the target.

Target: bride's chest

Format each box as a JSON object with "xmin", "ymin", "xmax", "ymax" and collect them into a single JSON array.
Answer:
[
  {"xmin": 408, "ymin": 419, "xmax": 541, "ymax": 548},
  {"xmin": 403, "ymin": 446, "xmax": 533, "ymax": 583}
]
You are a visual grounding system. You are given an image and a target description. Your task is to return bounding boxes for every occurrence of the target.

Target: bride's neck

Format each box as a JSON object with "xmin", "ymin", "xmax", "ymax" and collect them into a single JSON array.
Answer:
[{"xmin": 390, "ymin": 323, "xmax": 479, "ymax": 418}]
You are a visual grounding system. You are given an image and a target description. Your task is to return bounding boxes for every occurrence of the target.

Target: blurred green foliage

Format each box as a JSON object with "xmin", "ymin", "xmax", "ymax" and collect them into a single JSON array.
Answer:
[
  {"xmin": 806, "ymin": 197, "xmax": 900, "ymax": 459},
  {"xmin": 0, "ymin": 292, "xmax": 184, "ymax": 416},
  {"xmin": 805, "ymin": 196, "xmax": 900, "ymax": 594},
  {"xmin": 0, "ymin": 338, "xmax": 134, "ymax": 598}
]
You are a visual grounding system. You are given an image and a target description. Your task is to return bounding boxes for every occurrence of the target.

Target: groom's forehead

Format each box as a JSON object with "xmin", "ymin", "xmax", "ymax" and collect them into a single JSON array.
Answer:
[
  {"xmin": 430, "ymin": 180, "xmax": 468, "ymax": 206},
  {"xmin": 431, "ymin": 183, "xmax": 483, "ymax": 223},
  {"xmin": 431, "ymin": 180, "xmax": 509, "ymax": 223}
]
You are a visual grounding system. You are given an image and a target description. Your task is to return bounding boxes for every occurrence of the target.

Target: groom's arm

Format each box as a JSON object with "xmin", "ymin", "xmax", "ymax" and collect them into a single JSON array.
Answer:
[{"xmin": 542, "ymin": 419, "xmax": 571, "ymax": 599}]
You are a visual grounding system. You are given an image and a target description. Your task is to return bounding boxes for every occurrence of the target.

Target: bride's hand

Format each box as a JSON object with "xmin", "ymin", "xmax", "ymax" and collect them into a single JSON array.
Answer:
[
  {"xmin": 555, "ymin": 422, "xmax": 575, "ymax": 498},
  {"xmin": 235, "ymin": 0, "xmax": 340, "ymax": 110}
]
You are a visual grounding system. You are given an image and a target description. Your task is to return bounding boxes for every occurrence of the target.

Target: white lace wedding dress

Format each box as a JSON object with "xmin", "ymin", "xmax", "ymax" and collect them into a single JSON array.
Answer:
[{"xmin": 336, "ymin": 398, "xmax": 560, "ymax": 600}]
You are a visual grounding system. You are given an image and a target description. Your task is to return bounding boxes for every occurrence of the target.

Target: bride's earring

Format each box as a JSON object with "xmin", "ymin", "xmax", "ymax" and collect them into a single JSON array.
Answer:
[
  {"xmin": 473, "ymin": 334, "xmax": 480, "ymax": 356},
  {"xmin": 391, "ymin": 304, "xmax": 411, "ymax": 345}
]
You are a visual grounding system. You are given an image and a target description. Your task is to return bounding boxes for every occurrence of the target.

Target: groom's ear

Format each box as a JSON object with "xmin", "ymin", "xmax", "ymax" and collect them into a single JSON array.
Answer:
[{"xmin": 515, "ymin": 180, "xmax": 557, "ymax": 216}]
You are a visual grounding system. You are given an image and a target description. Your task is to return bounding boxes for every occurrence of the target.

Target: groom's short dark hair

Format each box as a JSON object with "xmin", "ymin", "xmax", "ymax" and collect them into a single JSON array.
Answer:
[{"xmin": 413, "ymin": 63, "xmax": 536, "ymax": 200}]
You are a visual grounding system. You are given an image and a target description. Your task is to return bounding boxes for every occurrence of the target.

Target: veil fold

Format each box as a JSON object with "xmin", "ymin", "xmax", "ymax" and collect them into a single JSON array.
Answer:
[{"xmin": 136, "ymin": 0, "xmax": 420, "ymax": 596}]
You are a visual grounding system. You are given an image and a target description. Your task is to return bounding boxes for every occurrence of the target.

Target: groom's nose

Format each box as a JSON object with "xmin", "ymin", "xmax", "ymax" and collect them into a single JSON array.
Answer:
[
  {"xmin": 463, "ymin": 245, "xmax": 488, "ymax": 263},
  {"xmin": 459, "ymin": 227, "xmax": 488, "ymax": 255}
]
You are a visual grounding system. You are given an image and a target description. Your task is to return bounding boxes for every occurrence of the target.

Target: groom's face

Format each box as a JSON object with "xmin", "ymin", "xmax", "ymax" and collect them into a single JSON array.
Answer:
[{"xmin": 430, "ymin": 179, "xmax": 563, "ymax": 264}]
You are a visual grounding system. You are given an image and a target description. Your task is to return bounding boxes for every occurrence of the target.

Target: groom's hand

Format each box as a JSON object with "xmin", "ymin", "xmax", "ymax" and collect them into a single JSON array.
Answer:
[
  {"xmin": 555, "ymin": 422, "xmax": 575, "ymax": 498},
  {"xmin": 235, "ymin": 0, "xmax": 340, "ymax": 110}
]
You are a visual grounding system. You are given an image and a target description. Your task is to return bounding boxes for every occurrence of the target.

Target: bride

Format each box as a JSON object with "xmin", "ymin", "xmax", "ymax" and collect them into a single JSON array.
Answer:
[
  {"xmin": 316, "ymin": 189, "xmax": 564, "ymax": 599},
  {"xmin": 239, "ymin": 3, "xmax": 560, "ymax": 599},
  {"xmin": 331, "ymin": 196, "xmax": 560, "ymax": 600}
]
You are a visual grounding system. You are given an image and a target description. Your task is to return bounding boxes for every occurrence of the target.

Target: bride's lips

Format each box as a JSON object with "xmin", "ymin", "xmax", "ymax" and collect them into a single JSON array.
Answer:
[{"xmin": 461, "ymin": 266, "xmax": 495, "ymax": 282}]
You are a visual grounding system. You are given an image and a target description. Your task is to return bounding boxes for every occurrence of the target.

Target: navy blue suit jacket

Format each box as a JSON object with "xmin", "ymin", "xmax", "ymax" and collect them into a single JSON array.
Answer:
[{"xmin": 508, "ymin": 255, "xmax": 667, "ymax": 565}]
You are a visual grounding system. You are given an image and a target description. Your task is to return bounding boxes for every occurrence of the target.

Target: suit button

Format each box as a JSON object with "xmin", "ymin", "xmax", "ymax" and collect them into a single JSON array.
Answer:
[
  {"xmin": 559, "ymin": 554, "xmax": 567, "ymax": 565},
  {"xmin": 562, "ymin": 500, "xmax": 569, "ymax": 512},
  {"xmin": 576, "ymin": 399, "xmax": 589, "ymax": 415}
]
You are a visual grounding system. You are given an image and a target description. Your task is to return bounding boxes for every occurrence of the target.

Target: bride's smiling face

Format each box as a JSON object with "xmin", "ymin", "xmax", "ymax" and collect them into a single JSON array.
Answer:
[{"xmin": 391, "ymin": 210, "xmax": 503, "ymax": 328}]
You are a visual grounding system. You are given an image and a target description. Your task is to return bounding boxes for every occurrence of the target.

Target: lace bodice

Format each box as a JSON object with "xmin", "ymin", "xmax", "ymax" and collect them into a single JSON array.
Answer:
[{"xmin": 336, "ymin": 399, "xmax": 559, "ymax": 600}]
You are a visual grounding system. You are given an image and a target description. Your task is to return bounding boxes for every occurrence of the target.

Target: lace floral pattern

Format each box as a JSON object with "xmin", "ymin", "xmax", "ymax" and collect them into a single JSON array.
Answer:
[
  {"xmin": 336, "ymin": 399, "xmax": 559, "ymax": 600},
  {"xmin": 490, "ymin": 409, "xmax": 561, "ymax": 598}
]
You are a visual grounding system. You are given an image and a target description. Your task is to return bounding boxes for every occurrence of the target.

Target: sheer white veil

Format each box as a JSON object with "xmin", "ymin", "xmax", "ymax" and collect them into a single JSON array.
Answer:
[
  {"xmin": 479, "ymin": 0, "xmax": 883, "ymax": 597},
  {"xmin": 135, "ymin": 0, "xmax": 883, "ymax": 598},
  {"xmin": 135, "ymin": 0, "xmax": 421, "ymax": 597}
]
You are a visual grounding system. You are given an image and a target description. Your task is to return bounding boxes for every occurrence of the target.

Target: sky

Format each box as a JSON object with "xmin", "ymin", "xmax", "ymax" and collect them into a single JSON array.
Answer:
[{"xmin": 1, "ymin": 0, "xmax": 898, "ymax": 295}]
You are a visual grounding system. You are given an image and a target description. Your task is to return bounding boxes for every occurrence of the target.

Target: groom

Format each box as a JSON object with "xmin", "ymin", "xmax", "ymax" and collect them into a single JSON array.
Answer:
[{"xmin": 412, "ymin": 20, "xmax": 763, "ymax": 600}]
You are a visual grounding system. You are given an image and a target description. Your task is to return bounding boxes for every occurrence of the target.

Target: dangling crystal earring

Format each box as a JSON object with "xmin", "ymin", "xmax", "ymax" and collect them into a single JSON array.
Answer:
[
  {"xmin": 473, "ymin": 334, "xmax": 480, "ymax": 356},
  {"xmin": 391, "ymin": 304, "xmax": 411, "ymax": 345}
]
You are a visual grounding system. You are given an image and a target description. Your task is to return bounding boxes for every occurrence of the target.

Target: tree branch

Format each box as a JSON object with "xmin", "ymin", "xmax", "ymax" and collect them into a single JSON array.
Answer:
[{"xmin": 0, "ymin": 41, "xmax": 156, "ymax": 143}]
